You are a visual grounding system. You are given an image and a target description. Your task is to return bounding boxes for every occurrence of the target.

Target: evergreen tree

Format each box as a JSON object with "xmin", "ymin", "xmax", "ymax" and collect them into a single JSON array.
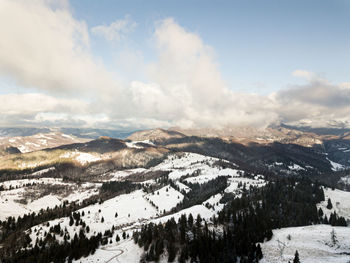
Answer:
[
  {"xmin": 327, "ymin": 198, "xmax": 333, "ymax": 209},
  {"xmin": 293, "ymin": 250, "xmax": 300, "ymax": 263}
]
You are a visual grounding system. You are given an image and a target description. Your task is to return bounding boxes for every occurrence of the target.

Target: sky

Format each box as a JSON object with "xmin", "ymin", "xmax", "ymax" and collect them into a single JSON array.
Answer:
[{"xmin": 0, "ymin": 0, "xmax": 349, "ymax": 130}]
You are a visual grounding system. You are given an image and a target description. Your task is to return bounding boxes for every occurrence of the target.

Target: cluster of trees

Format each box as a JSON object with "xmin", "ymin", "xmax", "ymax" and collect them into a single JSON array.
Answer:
[
  {"xmin": 174, "ymin": 176, "xmax": 229, "ymax": 211},
  {"xmin": 1, "ymin": 210, "xmax": 129, "ymax": 263},
  {"xmin": 135, "ymin": 177, "xmax": 348, "ymax": 262},
  {"xmin": 3, "ymin": 230, "xmax": 101, "ymax": 263},
  {"xmin": 134, "ymin": 213, "xmax": 263, "ymax": 263},
  {"xmin": 101, "ymin": 180, "xmax": 140, "ymax": 194},
  {"xmin": 0, "ymin": 181, "xmax": 38, "ymax": 191},
  {"xmin": 0, "ymin": 189, "xmax": 115, "ymax": 257}
]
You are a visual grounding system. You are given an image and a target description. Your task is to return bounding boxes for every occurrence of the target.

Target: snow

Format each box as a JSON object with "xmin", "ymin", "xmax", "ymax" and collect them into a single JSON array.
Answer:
[
  {"xmin": 6, "ymin": 149, "xmax": 350, "ymax": 262},
  {"xmin": 327, "ymin": 157, "xmax": 345, "ymax": 171},
  {"xmin": 175, "ymin": 181, "xmax": 191, "ymax": 193},
  {"xmin": 31, "ymin": 167, "xmax": 55, "ymax": 176},
  {"xmin": 0, "ymin": 189, "xmax": 63, "ymax": 220},
  {"xmin": 152, "ymin": 152, "xmax": 240, "ymax": 182},
  {"xmin": 154, "ymin": 152, "xmax": 234, "ymax": 170},
  {"xmin": 106, "ymin": 168, "xmax": 146, "ymax": 181},
  {"xmin": 260, "ymin": 225, "xmax": 350, "ymax": 263},
  {"xmin": 17, "ymin": 145, "xmax": 29, "ymax": 153},
  {"xmin": 183, "ymin": 168, "xmax": 241, "ymax": 184},
  {"xmin": 317, "ymin": 187, "xmax": 350, "ymax": 220},
  {"xmin": 153, "ymin": 204, "xmax": 215, "ymax": 225},
  {"xmin": 28, "ymin": 190, "xmax": 159, "ymax": 245},
  {"xmin": 0, "ymin": 177, "xmax": 66, "ymax": 190},
  {"xmin": 339, "ymin": 175, "xmax": 350, "ymax": 185},
  {"xmin": 145, "ymin": 185, "xmax": 184, "ymax": 212},
  {"xmin": 203, "ymin": 193, "xmax": 224, "ymax": 212},
  {"xmin": 75, "ymin": 152, "xmax": 101, "ymax": 164},
  {"xmin": 288, "ymin": 163, "xmax": 305, "ymax": 171},
  {"xmin": 60, "ymin": 151, "xmax": 101, "ymax": 164},
  {"xmin": 126, "ymin": 139, "xmax": 155, "ymax": 149},
  {"xmin": 225, "ymin": 177, "xmax": 266, "ymax": 195},
  {"xmin": 61, "ymin": 133, "xmax": 75, "ymax": 140},
  {"xmin": 72, "ymin": 237, "xmax": 145, "ymax": 263},
  {"xmin": 0, "ymin": 178, "xmax": 98, "ymax": 220}
]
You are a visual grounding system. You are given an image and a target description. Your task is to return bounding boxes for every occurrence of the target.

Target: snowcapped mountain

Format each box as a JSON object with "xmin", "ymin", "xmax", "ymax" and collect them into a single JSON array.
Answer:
[
  {"xmin": 0, "ymin": 132, "xmax": 90, "ymax": 155},
  {"xmin": 0, "ymin": 127, "xmax": 350, "ymax": 262}
]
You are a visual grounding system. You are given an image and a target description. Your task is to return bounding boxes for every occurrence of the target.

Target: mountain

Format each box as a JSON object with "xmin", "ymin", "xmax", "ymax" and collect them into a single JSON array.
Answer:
[
  {"xmin": 127, "ymin": 128, "xmax": 186, "ymax": 142},
  {"xmin": 1, "ymin": 126, "xmax": 350, "ymax": 263},
  {"xmin": 0, "ymin": 132, "xmax": 90, "ymax": 154},
  {"xmin": 0, "ymin": 127, "xmax": 135, "ymax": 139}
]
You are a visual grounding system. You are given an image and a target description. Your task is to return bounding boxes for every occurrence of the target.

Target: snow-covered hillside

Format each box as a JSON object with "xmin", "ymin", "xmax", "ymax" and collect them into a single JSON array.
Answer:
[
  {"xmin": 2, "ymin": 147, "xmax": 349, "ymax": 263},
  {"xmin": 0, "ymin": 132, "xmax": 89, "ymax": 153},
  {"xmin": 152, "ymin": 152, "xmax": 240, "ymax": 182},
  {"xmin": 260, "ymin": 225, "xmax": 350, "ymax": 263},
  {"xmin": 0, "ymin": 178, "xmax": 98, "ymax": 220},
  {"xmin": 318, "ymin": 187, "xmax": 350, "ymax": 221},
  {"xmin": 145, "ymin": 185, "xmax": 184, "ymax": 212}
]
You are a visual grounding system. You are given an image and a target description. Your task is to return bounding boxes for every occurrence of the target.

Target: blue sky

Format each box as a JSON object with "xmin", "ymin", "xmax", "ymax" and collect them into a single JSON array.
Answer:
[
  {"xmin": 71, "ymin": 0, "xmax": 350, "ymax": 93},
  {"xmin": 0, "ymin": 0, "xmax": 350, "ymax": 129}
]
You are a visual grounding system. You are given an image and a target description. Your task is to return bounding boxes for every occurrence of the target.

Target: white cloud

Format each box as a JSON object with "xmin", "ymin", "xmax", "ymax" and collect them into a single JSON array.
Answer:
[
  {"xmin": 0, "ymin": 93, "xmax": 88, "ymax": 115},
  {"xmin": 0, "ymin": 1, "xmax": 349, "ymax": 130},
  {"xmin": 131, "ymin": 18, "xmax": 279, "ymax": 128},
  {"xmin": 91, "ymin": 16, "xmax": 137, "ymax": 42},
  {"xmin": 0, "ymin": 0, "xmax": 120, "ymax": 96},
  {"xmin": 292, "ymin": 70, "xmax": 315, "ymax": 80}
]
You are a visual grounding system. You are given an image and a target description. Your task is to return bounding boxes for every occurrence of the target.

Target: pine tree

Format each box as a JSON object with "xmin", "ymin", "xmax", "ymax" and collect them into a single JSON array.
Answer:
[
  {"xmin": 256, "ymin": 244, "xmax": 263, "ymax": 259},
  {"xmin": 327, "ymin": 198, "xmax": 333, "ymax": 209},
  {"xmin": 293, "ymin": 250, "xmax": 300, "ymax": 263},
  {"xmin": 69, "ymin": 216, "xmax": 74, "ymax": 226},
  {"xmin": 188, "ymin": 214, "xmax": 194, "ymax": 228},
  {"xmin": 318, "ymin": 208, "xmax": 324, "ymax": 218}
]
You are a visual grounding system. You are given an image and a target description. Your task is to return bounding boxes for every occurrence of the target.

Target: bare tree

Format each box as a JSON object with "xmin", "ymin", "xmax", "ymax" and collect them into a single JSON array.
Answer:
[{"xmin": 277, "ymin": 239, "xmax": 287, "ymax": 260}]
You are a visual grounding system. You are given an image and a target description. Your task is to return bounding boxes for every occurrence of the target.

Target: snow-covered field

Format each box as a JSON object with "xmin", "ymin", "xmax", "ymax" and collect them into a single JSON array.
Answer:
[
  {"xmin": 0, "ymin": 178, "xmax": 98, "ymax": 220},
  {"xmin": 225, "ymin": 176, "xmax": 266, "ymax": 195},
  {"xmin": 0, "ymin": 132, "xmax": 88, "ymax": 153},
  {"xmin": 145, "ymin": 185, "xmax": 184, "ymax": 212},
  {"xmin": 152, "ymin": 152, "xmax": 240, "ymax": 183},
  {"xmin": 60, "ymin": 151, "xmax": 102, "ymax": 165},
  {"xmin": 105, "ymin": 168, "xmax": 147, "ymax": 181},
  {"xmin": 29, "ymin": 190, "xmax": 159, "ymax": 244},
  {"xmin": 126, "ymin": 139, "xmax": 155, "ymax": 149},
  {"xmin": 260, "ymin": 225, "xmax": 350, "ymax": 263},
  {"xmin": 318, "ymin": 187, "xmax": 350, "ymax": 220}
]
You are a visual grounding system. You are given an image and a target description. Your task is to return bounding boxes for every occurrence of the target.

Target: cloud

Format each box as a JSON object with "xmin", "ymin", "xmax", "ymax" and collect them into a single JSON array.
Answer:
[
  {"xmin": 0, "ymin": 1, "xmax": 349, "ymax": 130},
  {"xmin": 0, "ymin": 0, "xmax": 120, "ymax": 96},
  {"xmin": 292, "ymin": 70, "xmax": 315, "ymax": 80},
  {"xmin": 273, "ymin": 71, "xmax": 350, "ymax": 127},
  {"xmin": 0, "ymin": 93, "xmax": 94, "ymax": 127},
  {"xmin": 91, "ymin": 16, "xmax": 137, "ymax": 42},
  {"xmin": 131, "ymin": 18, "xmax": 279, "ymax": 128},
  {"xmin": 0, "ymin": 93, "xmax": 88, "ymax": 115}
]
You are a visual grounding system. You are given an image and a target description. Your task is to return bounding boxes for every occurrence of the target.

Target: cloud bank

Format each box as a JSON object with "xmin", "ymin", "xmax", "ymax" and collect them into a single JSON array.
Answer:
[{"xmin": 0, "ymin": 0, "xmax": 349, "ymax": 130}]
